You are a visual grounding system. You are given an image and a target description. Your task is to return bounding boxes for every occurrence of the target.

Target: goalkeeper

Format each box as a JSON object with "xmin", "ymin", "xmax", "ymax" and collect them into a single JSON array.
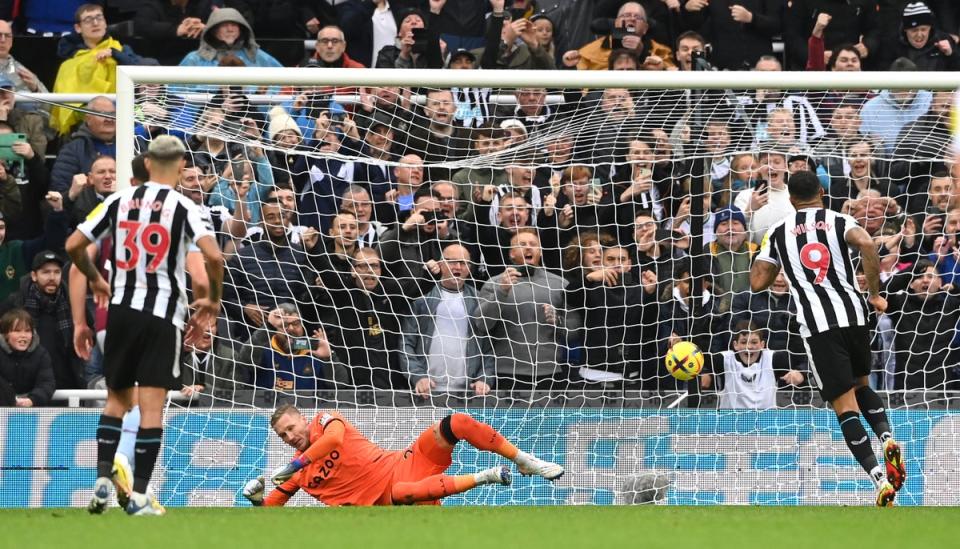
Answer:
[{"xmin": 243, "ymin": 405, "xmax": 563, "ymax": 506}]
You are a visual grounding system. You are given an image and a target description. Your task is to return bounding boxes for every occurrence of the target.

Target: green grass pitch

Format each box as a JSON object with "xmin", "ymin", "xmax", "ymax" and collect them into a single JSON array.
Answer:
[{"xmin": 4, "ymin": 506, "xmax": 957, "ymax": 549}]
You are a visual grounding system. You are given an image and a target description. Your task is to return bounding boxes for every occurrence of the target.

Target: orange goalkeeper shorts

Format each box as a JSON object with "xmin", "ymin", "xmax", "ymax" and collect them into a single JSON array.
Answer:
[{"xmin": 377, "ymin": 424, "xmax": 453, "ymax": 505}]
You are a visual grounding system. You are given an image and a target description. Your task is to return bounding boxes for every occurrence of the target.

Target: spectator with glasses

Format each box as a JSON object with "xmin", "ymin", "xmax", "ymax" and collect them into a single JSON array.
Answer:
[
  {"xmin": 49, "ymin": 96, "xmax": 116, "ymax": 194},
  {"xmin": 563, "ymin": 2, "xmax": 674, "ymax": 70},
  {"xmin": 316, "ymin": 247, "xmax": 408, "ymax": 391},
  {"xmin": 564, "ymin": 2, "xmax": 674, "ymax": 70},
  {"xmin": 307, "ymin": 25, "xmax": 366, "ymax": 68},
  {"xmin": 51, "ymin": 4, "xmax": 154, "ymax": 136},
  {"xmin": 0, "ymin": 20, "xmax": 47, "ymax": 95}
]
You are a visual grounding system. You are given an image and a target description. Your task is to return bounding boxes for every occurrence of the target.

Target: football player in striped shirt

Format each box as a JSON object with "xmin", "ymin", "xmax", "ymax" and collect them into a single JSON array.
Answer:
[
  {"xmin": 67, "ymin": 136, "xmax": 224, "ymax": 515},
  {"xmin": 751, "ymin": 171, "xmax": 905, "ymax": 506}
]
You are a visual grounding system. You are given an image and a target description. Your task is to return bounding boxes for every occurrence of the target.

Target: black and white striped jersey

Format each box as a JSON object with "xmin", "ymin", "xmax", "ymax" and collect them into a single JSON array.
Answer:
[
  {"xmin": 198, "ymin": 203, "xmax": 233, "ymax": 249},
  {"xmin": 78, "ymin": 182, "xmax": 215, "ymax": 330},
  {"xmin": 756, "ymin": 207, "xmax": 868, "ymax": 338}
]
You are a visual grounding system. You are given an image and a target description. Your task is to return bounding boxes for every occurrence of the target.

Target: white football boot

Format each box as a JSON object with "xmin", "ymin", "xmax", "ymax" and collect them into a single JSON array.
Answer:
[
  {"xmin": 514, "ymin": 451, "xmax": 565, "ymax": 481},
  {"xmin": 87, "ymin": 477, "xmax": 112, "ymax": 514},
  {"xmin": 125, "ymin": 489, "xmax": 166, "ymax": 516},
  {"xmin": 475, "ymin": 465, "xmax": 513, "ymax": 486}
]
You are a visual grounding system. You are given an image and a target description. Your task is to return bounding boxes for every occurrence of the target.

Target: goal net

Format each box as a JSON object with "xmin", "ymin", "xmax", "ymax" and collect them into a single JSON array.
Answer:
[{"xmin": 117, "ymin": 67, "xmax": 960, "ymax": 507}]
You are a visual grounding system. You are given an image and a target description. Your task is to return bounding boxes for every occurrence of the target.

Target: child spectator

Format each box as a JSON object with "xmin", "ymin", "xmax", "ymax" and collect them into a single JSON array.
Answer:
[
  {"xmin": 51, "ymin": 4, "xmax": 155, "ymax": 135},
  {"xmin": 703, "ymin": 320, "xmax": 805, "ymax": 409},
  {"xmin": 0, "ymin": 308, "xmax": 55, "ymax": 407}
]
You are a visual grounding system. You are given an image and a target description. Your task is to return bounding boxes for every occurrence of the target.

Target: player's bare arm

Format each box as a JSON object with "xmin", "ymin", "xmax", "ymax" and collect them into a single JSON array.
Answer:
[
  {"xmin": 68, "ymin": 243, "xmax": 98, "ymax": 361},
  {"xmin": 185, "ymin": 234, "xmax": 224, "ymax": 346},
  {"xmin": 845, "ymin": 225, "xmax": 887, "ymax": 313},
  {"xmin": 195, "ymin": 234, "xmax": 224, "ymax": 304},
  {"xmin": 750, "ymin": 258, "xmax": 779, "ymax": 293},
  {"xmin": 186, "ymin": 251, "xmax": 208, "ymax": 298},
  {"xmin": 65, "ymin": 230, "xmax": 111, "ymax": 307}
]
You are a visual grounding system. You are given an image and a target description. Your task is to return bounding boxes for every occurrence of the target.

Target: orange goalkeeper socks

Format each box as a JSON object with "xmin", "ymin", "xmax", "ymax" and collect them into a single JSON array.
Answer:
[
  {"xmin": 391, "ymin": 475, "xmax": 477, "ymax": 505},
  {"xmin": 449, "ymin": 413, "xmax": 519, "ymax": 460}
]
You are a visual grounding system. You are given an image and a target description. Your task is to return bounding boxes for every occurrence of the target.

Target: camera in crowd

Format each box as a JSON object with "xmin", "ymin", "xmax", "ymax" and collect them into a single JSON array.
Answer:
[
  {"xmin": 691, "ymin": 49, "xmax": 715, "ymax": 71},
  {"xmin": 421, "ymin": 210, "xmax": 448, "ymax": 225}
]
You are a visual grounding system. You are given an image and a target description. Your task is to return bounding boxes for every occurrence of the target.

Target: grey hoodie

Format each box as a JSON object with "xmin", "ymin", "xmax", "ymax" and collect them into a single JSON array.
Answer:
[{"xmin": 195, "ymin": 8, "xmax": 259, "ymax": 62}]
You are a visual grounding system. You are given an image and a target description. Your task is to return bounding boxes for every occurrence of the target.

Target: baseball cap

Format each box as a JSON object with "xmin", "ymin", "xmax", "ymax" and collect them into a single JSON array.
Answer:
[
  {"xmin": 31, "ymin": 251, "xmax": 65, "ymax": 271},
  {"xmin": 446, "ymin": 48, "xmax": 477, "ymax": 68},
  {"xmin": 367, "ymin": 109, "xmax": 396, "ymax": 132},
  {"xmin": 787, "ymin": 151, "xmax": 817, "ymax": 170},
  {"xmin": 500, "ymin": 118, "xmax": 528, "ymax": 136}
]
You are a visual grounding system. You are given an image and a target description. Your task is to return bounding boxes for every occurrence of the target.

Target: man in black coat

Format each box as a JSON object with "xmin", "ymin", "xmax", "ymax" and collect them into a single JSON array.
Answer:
[
  {"xmin": 884, "ymin": 259, "xmax": 960, "ymax": 391},
  {"xmin": 566, "ymin": 244, "xmax": 660, "ymax": 386},
  {"xmin": 0, "ymin": 251, "xmax": 82, "ymax": 391},
  {"xmin": 680, "ymin": 0, "xmax": 782, "ymax": 70},
  {"xmin": 317, "ymin": 247, "xmax": 409, "ymax": 390},
  {"xmin": 378, "ymin": 190, "xmax": 453, "ymax": 300}
]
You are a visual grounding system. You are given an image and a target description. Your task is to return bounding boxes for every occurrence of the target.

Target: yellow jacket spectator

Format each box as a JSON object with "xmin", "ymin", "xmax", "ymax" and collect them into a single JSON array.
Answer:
[{"xmin": 50, "ymin": 4, "xmax": 155, "ymax": 135}]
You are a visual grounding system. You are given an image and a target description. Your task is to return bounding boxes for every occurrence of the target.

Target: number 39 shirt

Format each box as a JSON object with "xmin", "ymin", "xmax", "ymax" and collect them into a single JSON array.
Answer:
[
  {"xmin": 756, "ymin": 207, "xmax": 868, "ymax": 338},
  {"xmin": 78, "ymin": 182, "xmax": 214, "ymax": 330}
]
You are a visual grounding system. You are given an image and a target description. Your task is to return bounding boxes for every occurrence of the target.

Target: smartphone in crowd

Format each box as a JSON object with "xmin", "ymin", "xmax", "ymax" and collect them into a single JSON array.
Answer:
[
  {"xmin": 292, "ymin": 338, "xmax": 311, "ymax": 352},
  {"xmin": 412, "ymin": 27, "xmax": 429, "ymax": 55}
]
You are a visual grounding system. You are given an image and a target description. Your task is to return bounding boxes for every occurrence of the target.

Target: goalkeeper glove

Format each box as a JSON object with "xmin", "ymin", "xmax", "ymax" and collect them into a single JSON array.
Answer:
[
  {"xmin": 243, "ymin": 476, "xmax": 265, "ymax": 506},
  {"xmin": 270, "ymin": 457, "xmax": 307, "ymax": 485}
]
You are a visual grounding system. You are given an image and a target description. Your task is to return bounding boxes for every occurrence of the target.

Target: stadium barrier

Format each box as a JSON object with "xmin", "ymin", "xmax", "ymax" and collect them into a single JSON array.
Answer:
[{"xmin": 2, "ymin": 408, "xmax": 957, "ymax": 507}]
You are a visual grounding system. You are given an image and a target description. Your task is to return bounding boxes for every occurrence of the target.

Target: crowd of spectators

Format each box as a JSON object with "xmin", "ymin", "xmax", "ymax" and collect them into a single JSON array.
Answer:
[{"xmin": 2, "ymin": 0, "xmax": 960, "ymax": 409}]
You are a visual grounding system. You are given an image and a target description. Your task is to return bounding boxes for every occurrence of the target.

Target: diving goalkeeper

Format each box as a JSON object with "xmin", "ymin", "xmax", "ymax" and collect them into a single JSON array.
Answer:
[{"xmin": 242, "ymin": 405, "xmax": 564, "ymax": 506}]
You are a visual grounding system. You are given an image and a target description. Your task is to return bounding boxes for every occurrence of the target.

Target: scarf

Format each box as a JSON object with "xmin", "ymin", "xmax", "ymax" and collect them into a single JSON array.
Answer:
[{"xmin": 23, "ymin": 283, "xmax": 73, "ymax": 348}]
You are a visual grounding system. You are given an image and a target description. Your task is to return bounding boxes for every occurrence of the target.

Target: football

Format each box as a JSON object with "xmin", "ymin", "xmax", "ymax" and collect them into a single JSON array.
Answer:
[{"xmin": 665, "ymin": 341, "xmax": 704, "ymax": 381}]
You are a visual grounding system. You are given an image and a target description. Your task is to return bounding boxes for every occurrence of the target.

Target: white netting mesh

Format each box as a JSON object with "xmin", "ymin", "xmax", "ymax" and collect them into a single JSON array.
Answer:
[{"xmin": 121, "ymin": 71, "xmax": 960, "ymax": 506}]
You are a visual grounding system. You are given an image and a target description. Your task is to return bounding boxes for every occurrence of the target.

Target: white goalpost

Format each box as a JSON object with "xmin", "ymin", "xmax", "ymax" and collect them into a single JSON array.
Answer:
[{"xmin": 99, "ymin": 65, "xmax": 960, "ymax": 507}]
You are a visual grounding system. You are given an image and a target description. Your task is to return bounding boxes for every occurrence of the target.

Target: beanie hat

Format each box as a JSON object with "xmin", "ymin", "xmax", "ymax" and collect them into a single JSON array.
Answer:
[
  {"xmin": 268, "ymin": 106, "xmax": 302, "ymax": 141},
  {"xmin": 393, "ymin": 7, "xmax": 428, "ymax": 30},
  {"xmin": 903, "ymin": 2, "xmax": 935, "ymax": 29},
  {"xmin": 714, "ymin": 206, "xmax": 747, "ymax": 228}
]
